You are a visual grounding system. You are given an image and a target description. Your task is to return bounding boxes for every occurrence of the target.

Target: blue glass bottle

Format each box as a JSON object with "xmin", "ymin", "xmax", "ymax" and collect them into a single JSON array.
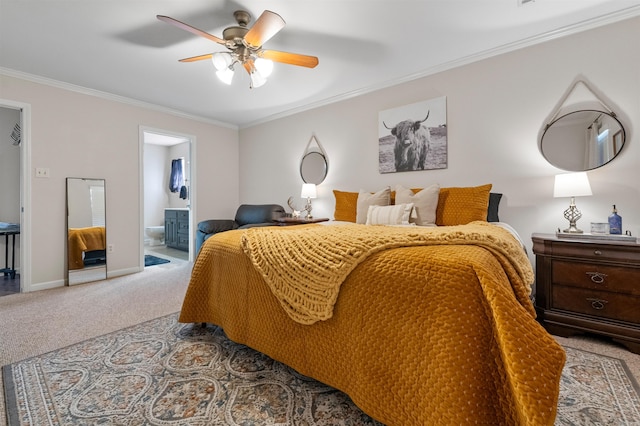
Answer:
[{"xmin": 608, "ymin": 205, "xmax": 622, "ymax": 234}]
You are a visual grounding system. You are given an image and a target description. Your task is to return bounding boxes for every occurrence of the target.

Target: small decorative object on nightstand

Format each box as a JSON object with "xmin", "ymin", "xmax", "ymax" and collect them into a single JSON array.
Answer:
[
  {"xmin": 532, "ymin": 233, "xmax": 640, "ymax": 354},
  {"xmin": 608, "ymin": 204, "xmax": 622, "ymax": 234}
]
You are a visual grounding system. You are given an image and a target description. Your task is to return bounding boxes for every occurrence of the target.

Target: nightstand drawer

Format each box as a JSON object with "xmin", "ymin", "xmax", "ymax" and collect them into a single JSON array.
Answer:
[
  {"xmin": 547, "ymin": 241, "xmax": 640, "ymax": 263},
  {"xmin": 552, "ymin": 260, "xmax": 640, "ymax": 295},
  {"xmin": 552, "ymin": 286, "xmax": 640, "ymax": 324}
]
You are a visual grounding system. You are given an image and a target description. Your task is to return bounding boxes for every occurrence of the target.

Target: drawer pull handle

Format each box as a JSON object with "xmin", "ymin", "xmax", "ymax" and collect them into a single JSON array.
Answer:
[
  {"xmin": 586, "ymin": 272, "xmax": 607, "ymax": 284},
  {"xmin": 593, "ymin": 250, "xmax": 602, "ymax": 256},
  {"xmin": 586, "ymin": 298, "xmax": 608, "ymax": 310}
]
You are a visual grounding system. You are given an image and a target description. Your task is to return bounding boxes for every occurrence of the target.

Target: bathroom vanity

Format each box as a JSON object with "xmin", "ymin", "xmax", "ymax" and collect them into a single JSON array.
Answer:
[{"xmin": 165, "ymin": 209, "xmax": 189, "ymax": 252}]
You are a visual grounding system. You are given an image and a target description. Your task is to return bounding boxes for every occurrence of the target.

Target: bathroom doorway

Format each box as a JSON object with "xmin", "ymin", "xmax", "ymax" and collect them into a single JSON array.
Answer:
[{"xmin": 139, "ymin": 127, "xmax": 195, "ymax": 270}]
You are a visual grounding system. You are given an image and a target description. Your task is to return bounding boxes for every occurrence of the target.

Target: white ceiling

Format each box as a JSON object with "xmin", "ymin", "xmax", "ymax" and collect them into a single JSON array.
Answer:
[{"xmin": 2, "ymin": 1, "xmax": 640, "ymax": 128}]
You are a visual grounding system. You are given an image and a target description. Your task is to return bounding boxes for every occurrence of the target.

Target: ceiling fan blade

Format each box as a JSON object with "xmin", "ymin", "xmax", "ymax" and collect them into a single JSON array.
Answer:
[
  {"xmin": 178, "ymin": 53, "xmax": 213, "ymax": 63},
  {"xmin": 260, "ymin": 50, "xmax": 319, "ymax": 68},
  {"xmin": 244, "ymin": 10, "xmax": 285, "ymax": 48},
  {"xmin": 157, "ymin": 15, "xmax": 225, "ymax": 45}
]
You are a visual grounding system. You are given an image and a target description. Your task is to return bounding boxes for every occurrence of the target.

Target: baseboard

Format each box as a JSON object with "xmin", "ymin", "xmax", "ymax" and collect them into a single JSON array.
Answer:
[
  {"xmin": 108, "ymin": 266, "xmax": 142, "ymax": 279},
  {"xmin": 29, "ymin": 279, "xmax": 65, "ymax": 292},
  {"xmin": 25, "ymin": 267, "xmax": 142, "ymax": 293}
]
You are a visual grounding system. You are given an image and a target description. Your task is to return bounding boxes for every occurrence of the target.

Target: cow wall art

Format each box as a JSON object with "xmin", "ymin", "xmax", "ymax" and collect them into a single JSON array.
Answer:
[{"xmin": 378, "ymin": 97, "xmax": 447, "ymax": 173}]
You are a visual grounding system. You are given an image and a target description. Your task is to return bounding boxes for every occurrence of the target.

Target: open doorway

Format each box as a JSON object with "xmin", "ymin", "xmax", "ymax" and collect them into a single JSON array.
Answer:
[
  {"xmin": 0, "ymin": 101, "xmax": 30, "ymax": 296},
  {"xmin": 139, "ymin": 127, "xmax": 195, "ymax": 270},
  {"xmin": 0, "ymin": 106, "xmax": 21, "ymax": 295}
]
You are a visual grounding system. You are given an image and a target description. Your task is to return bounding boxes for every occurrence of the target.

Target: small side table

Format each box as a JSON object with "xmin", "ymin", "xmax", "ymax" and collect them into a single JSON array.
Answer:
[
  {"xmin": 274, "ymin": 217, "xmax": 330, "ymax": 226},
  {"xmin": 0, "ymin": 223, "xmax": 20, "ymax": 280}
]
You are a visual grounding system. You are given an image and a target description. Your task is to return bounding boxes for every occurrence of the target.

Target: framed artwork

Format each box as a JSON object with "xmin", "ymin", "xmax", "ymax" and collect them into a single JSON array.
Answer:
[{"xmin": 378, "ymin": 96, "xmax": 447, "ymax": 174}]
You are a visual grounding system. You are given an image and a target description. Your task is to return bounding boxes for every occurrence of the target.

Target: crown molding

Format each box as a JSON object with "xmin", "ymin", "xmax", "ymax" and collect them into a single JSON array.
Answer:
[
  {"xmin": 240, "ymin": 5, "xmax": 640, "ymax": 129},
  {"xmin": 0, "ymin": 67, "xmax": 238, "ymax": 130},
  {"xmin": 3, "ymin": 5, "xmax": 639, "ymax": 131}
]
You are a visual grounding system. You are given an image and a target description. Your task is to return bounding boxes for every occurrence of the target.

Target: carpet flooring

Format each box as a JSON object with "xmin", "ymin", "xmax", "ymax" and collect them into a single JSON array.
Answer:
[
  {"xmin": 4, "ymin": 313, "xmax": 640, "ymax": 425},
  {"xmin": 144, "ymin": 254, "xmax": 170, "ymax": 267}
]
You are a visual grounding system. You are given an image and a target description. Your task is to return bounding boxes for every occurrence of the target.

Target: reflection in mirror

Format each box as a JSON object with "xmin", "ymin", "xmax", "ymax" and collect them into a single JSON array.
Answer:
[
  {"xmin": 300, "ymin": 151, "xmax": 328, "ymax": 185},
  {"xmin": 541, "ymin": 110, "xmax": 625, "ymax": 171},
  {"xmin": 67, "ymin": 178, "xmax": 106, "ymax": 286}
]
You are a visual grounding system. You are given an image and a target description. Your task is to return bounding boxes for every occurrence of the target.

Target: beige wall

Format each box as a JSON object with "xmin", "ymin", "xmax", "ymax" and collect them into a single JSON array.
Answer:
[
  {"xmin": 0, "ymin": 75, "xmax": 239, "ymax": 289},
  {"xmin": 1, "ymin": 15, "xmax": 639, "ymax": 290},
  {"xmin": 239, "ymin": 16, "xmax": 640, "ymax": 262}
]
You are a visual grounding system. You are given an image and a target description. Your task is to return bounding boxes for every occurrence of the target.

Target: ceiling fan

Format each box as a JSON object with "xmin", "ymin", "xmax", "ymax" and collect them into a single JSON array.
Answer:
[{"xmin": 157, "ymin": 10, "xmax": 319, "ymax": 88}]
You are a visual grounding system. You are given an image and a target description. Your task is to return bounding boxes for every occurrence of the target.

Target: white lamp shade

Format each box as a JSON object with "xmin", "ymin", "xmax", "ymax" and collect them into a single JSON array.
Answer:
[
  {"xmin": 254, "ymin": 58, "xmax": 273, "ymax": 77},
  {"xmin": 250, "ymin": 69, "xmax": 267, "ymax": 88},
  {"xmin": 554, "ymin": 172, "xmax": 593, "ymax": 198},
  {"xmin": 216, "ymin": 67, "xmax": 234, "ymax": 85},
  {"xmin": 301, "ymin": 183, "xmax": 317, "ymax": 199},
  {"xmin": 211, "ymin": 52, "xmax": 232, "ymax": 71}
]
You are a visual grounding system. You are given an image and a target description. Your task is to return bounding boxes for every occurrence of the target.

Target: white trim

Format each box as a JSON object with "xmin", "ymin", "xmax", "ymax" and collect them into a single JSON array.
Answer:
[
  {"xmin": 0, "ymin": 67, "xmax": 238, "ymax": 131},
  {"xmin": 0, "ymin": 99, "xmax": 31, "ymax": 292}
]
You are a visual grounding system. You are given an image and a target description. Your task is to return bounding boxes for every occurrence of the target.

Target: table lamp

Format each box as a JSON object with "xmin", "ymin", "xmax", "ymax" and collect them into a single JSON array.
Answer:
[
  {"xmin": 301, "ymin": 183, "xmax": 317, "ymax": 219},
  {"xmin": 554, "ymin": 172, "xmax": 592, "ymax": 233}
]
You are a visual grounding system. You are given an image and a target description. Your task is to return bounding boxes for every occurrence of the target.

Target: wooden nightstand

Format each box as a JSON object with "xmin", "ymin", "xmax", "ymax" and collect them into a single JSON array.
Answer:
[{"xmin": 532, "ymin": 233, "xmax": 640, "ymax": 353}]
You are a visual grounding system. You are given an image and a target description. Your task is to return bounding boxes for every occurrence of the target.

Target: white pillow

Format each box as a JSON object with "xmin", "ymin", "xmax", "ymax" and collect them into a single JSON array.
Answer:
[
  {"xmin": 356, "ymin": 187, "xmax": 391, "ymax": 224},
  {"xmin": 395, "ymin": 183, "xmax": 440, "ymax": 226},
  {"xmin": 366, "ymin": 203, "xmax": 414, "ymax": 225}
]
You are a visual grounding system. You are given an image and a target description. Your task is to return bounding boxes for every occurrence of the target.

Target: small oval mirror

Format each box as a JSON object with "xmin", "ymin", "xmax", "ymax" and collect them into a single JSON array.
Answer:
[
  {"xmin": 300, "ymin": 151, "xmax": 328, "ymax": 184},
  {"xmin": 540, "ymin": 110, "xmax": 625, "ymax": 171}
]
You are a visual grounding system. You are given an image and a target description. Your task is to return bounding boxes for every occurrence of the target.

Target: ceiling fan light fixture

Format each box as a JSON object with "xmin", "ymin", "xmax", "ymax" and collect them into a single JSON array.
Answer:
[
  {"xmin": 249, "ymin": 69, "xmax": 267, "ymax": 89},
  {"xmin": 254, "ymin": 57, "xmax": 273, "ymax": 77},
  {"xmin": 216, "ymin": 67, "xmax": 234, "ymax": 85},
  {"xmin": 211, "ymin": 52, "xmax": 232, "ymax": 71}
]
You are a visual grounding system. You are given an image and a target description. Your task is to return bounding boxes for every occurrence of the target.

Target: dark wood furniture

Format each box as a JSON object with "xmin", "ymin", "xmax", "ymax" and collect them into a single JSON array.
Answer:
[
  {"xmin": 532, "ymin": 233, "xmax": 640, "ymax": 354},
  {"xmin": 274, "ymin": 217, "xmax": 329, "ymax": 225},
  {"xmin": 165, "ymin": 209, "xmax": 189, "ymax": 252}
]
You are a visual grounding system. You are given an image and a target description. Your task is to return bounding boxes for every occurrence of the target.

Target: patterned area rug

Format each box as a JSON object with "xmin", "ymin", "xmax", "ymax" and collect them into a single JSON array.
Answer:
[{"xmin": 3, "ymin": 313, "xmax": 640, "ymax": 425}]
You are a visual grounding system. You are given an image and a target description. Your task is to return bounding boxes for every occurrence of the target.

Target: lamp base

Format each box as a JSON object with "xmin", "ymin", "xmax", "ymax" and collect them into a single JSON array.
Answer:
[
  {"xmin": 562, "ymin": 225, "xmax": 584, "ymax": 234},
  {"xmin": 562, "ymin": 202, "xmax": 584, "ymax": 234}
]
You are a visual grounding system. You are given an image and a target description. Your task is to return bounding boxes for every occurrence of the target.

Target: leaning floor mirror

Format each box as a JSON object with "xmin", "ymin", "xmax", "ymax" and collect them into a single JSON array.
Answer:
[{"xmin": 66, "ymin": 178, "xmax": 107, "ymax": 285}]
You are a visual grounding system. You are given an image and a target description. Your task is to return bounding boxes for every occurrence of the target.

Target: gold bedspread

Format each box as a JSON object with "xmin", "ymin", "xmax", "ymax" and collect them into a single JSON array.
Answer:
[
  {"xmin": 241, "ymin": 222, "xmax": 534, "ymax": 324},
  {"xmin": 68, "ymin": 226, "xmax": 106, "ymax": 270},
  {"xmin": 180, "ymin": 223, "xmax": 565, "ymax": 425}
]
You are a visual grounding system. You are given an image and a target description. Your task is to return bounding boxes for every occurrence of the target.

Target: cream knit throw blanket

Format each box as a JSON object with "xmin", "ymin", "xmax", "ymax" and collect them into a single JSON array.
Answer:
[{"xmin": 241, "ymin": 222, "xmax": 533, "ymax": 324}]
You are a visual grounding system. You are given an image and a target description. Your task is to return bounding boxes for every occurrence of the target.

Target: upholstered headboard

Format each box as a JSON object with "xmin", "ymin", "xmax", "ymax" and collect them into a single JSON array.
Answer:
[{"xmin": 487, "ymin": 192, "xmax": 502, "ymax": 222}]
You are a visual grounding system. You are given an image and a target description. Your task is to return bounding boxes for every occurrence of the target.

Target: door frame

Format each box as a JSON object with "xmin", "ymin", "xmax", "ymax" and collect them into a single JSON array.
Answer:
[
  {"xmin": 138, "ymin": 126, "xmax": 196, "ymax": 270},
  {"xmin": 0, "ymin": 99, "xmax": 32, "ymax": 292}
]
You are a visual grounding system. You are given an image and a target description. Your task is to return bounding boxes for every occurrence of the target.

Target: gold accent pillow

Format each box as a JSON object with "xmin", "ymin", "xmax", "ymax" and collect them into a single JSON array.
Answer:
[
  {"xmin": 333, "ymin": 190, "xmax": 359, "ymax": 222},
  {"xmin": 436, "ymin": 184, "xmax": 492, "ymax": 226}
]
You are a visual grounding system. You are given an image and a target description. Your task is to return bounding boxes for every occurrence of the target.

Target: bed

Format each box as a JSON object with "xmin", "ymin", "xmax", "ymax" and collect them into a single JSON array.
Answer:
[
  {"xmin": 179, "ymin": 185, "xmax": 565, "ymax": 425},
  {"xmin": 67, "ymin": 226, "xmax": 106, "ymax": 270}
]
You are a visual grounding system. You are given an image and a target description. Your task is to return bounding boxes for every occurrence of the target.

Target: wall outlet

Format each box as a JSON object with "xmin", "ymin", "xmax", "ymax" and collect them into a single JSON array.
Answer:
[
  {"xmin": 35, "ymin": 167, "xmax": 50, "ymax": 178},
  {"xmin": 107, "ymin": 244, "xmax": 114, "ymax": 253}
]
